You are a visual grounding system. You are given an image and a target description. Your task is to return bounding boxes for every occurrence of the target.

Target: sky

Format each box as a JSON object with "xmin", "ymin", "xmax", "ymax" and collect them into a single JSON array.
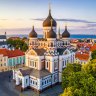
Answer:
[{"xmin": 0, "ymin": 0, "xmax": 96, "ymax": 35}]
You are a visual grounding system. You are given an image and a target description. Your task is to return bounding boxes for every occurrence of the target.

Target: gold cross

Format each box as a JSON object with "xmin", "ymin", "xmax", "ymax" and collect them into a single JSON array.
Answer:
[{"xmin": 50, "ymin": 19, "xmax": 53, "ymax": 27}]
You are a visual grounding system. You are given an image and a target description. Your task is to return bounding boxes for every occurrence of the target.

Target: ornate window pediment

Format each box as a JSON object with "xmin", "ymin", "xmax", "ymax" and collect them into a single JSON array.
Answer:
[
  {"xmin": 63, "ymin": 49, "xmax": 70, "ymax": 55},
  {"xmin": 28, "ymin": 49, "xmax": 37, "ymax": 56},
  {"xmin": 18, "ymin": 71, "xmax": 22, "ymax": 76}
]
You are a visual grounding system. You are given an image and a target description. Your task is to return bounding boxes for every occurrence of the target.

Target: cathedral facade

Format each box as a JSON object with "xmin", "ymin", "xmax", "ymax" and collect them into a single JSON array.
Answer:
[{"xmin": 13, "ymin": 7, "xmax": 75, "ymax": 92}]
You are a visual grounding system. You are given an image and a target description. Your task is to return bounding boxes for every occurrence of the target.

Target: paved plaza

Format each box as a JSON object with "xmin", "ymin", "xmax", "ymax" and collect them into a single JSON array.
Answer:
[{"xmin": 0, "ymin": 71, "xmax": 63, "ymax": 96}]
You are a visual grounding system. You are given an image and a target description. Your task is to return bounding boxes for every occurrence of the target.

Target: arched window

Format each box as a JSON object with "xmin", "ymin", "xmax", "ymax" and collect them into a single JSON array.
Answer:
[
  {"xmin": 51, "ymin": 42, "xmax": 53, "ymax": 47},
  {"xmin": 47, "ymin": 62, "xmax": 48, "ymax": 68}
]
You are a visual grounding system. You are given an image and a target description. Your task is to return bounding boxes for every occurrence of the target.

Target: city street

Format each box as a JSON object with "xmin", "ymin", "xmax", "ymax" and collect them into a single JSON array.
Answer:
[{"xmin": 0, "ymin": 71, "xmax": 63, "ymax": 96}]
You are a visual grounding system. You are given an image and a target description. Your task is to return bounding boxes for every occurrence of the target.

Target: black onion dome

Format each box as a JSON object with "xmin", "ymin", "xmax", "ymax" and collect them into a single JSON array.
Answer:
[
  {"xmin": 62, "ymin": 26, "xmax": 70, "ymax": 38},
  {"xmin": 43, "ymin": 9, "xmax": 57, "ymax": 27},
  {"xmin": 29, "ymin": 26, "xmax": 37, "ymax": 38},
  {"xmin": 47, "ymin": 28, "xmax": 56, "ymax": 38}
]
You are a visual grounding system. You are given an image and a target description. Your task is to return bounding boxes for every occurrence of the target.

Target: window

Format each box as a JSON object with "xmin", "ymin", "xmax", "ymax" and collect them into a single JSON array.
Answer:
[
  {"xmin": 35, "ymin": 62, "xmax": 36, "ymax": 67},
  {"xmin": 49, "ymin": 77, "xmax": 52, "ymax": 82},
  {"xmin": 26, "ymin": 79, "xmax": 28, "ymax": 84},
  {"xmin": 45, "ymin": 81, "xmax": 46, "ymax": 84},
  {"xmin": 42, "ymin": 82, "xmax": 43, "ymax": 85},
  {"xmin": 47, "ymin": 62, "xmax": 48, "ymax": 68},
  {"xmin": 4, "ymin": 58, "xmax": 6, "ymax": 61},
  {"xmin": 33, "ymin": 81, "xmax": 34, "ymax": 84},
  {"xmin": 47, "ymin": 80, "xmax": 48, "ymax": 83},
  {"xmin": 63, "ymin": 61, "xmax": 64, "ymax": 67},
  {"xmin": 33, "ymin": 62, "xmax": 34, "ymax": 67},
  {"xmin": 65, "ymin": 61, "xmax": 66, "ymax": 66},
  {"xmin": 51, "ymin": 42, "xmax": 53, "ymax": 47},
  {"xmin": 54, "ymin": 61, "xmax": 58, "ymax": 70},
  {"xmin": 30, "ymin": 61, "xmax": 34, "ymax": 67}
]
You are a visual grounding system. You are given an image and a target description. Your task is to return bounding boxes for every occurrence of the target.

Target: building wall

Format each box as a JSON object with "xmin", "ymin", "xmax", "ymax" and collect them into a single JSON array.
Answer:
[
  {"xmin": 26, "ymin": 55, "xmax": 44, "ymax": 70},
  {"xmin": 0, "ymin": 55, "xmax": 8, "ymax": 67},
  {"xmin": 29, "ymin": 37, "xmax": 70, "ymax": 49},
  {"xmin": 74, "ymin": 58, "xmax": 90, "ymax": 65},
  {"xmin": 8, "ymin": 55, "xmax": 25, "ymax": 66},
  {"xmin": 14, "ymin": 45, "xmax": 76, "ymax": 91}
]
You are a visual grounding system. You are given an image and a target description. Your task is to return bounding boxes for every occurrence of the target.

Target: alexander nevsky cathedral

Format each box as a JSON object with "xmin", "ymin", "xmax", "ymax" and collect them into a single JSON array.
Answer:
[{"xmin": 13, "ymin": 6, "xmax": 75, "ymax": 92}]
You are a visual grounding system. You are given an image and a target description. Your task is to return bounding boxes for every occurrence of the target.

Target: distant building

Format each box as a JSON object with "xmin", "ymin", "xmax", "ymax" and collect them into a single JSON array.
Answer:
[
  {"xmin": 0, "ymin": 48, "xmax": 25, "ymax": 72},
  {"xmin": 13, "ymin": 6, "xmax": 75, "ymax": 92},
  {"xmin": 75, "ymin": 50, "xmax": 91, "ymax": 65},
  {"xmin": 0, "ymin": 32, "xmax": 7, "ymax": 48},
  {"xmin": 77, "ymin": 42, "xmax": 93, "ymax": 52},
  {"xmin": 90, "ymin": 44, "xmax": 96, "ymax": 52}
]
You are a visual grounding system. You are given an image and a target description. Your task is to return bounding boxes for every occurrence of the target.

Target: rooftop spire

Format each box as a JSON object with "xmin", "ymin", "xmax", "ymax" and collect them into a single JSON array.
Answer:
[
  {"xmin": 65, "ymin": 23, "xmax": 67, "ymax": 30},
  {"xmin": 32, "ymin": 25, "xmax": 34, "ymax": 31},
  {"xmin": 58, "ymin": 26, "xmax": 60, "ymax": 35},
  {"xmin": 49, "ymin": 2, "xmax": 51, "ymax": 15}
]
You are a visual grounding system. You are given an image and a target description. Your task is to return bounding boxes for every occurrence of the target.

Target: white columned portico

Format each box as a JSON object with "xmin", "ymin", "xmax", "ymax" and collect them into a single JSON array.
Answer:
[
  {"xmin": 16, "ymin": 74, "xmax": 19, "ymax": 85},
  {"xmin": 22, "ymin": 77, "xmax": 25, "ymax": 88},
  {"xmin": 38, "ymin": 78, "xmax": 42, "ymax": 90},
  {"xmin": 13, "ymin": 70, "xmax": 15, "ymax": 80}
]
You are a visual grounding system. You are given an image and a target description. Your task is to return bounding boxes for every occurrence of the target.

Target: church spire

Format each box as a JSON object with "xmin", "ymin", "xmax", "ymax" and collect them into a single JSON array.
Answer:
[
  {"xmin": 65, "ymin": 23, "xmax": 67, "ymax": 30},
  {"xmin": 49, "ymin": 2, "xmax": 51, "ymax": 15},
  {"xmin": 58, "ymin": 26, "xmax": 60, "ymax": 35}
]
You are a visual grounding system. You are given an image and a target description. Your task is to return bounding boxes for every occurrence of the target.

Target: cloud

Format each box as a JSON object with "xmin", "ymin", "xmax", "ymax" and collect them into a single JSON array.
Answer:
[
  {"xmin": 16, "ymin": 18, "xmax": 24, "ymax": 21},
  {"xmin": 0, "ymin": 19, "xmax": 8, "ymax": 21},
  {"xmin": 31, "ymin": 18, "xmax": 96, "ymax": 24},
  {"xmin": 87, "ymin": 23, "xmax": 96, "ymax": 27},
  {"xmin": 29, "ymin": 18, "xmax": 44, "ymax": 21}
]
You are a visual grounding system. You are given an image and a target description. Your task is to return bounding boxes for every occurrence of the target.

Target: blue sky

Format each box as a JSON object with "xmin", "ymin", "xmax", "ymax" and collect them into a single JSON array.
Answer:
[{"xmin": 0, "ymin": 0, "xmax": 96, "ymax": 35}]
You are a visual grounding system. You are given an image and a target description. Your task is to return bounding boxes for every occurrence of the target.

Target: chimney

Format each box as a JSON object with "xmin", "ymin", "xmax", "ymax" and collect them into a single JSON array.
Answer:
[{"xmin": 5, "ymin": 32, "xmax": 6, "ymax": 35}]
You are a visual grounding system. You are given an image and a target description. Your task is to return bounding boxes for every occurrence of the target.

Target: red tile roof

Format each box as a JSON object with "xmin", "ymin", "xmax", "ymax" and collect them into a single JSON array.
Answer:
[
  {"xmin": 77, "ymin": 43, "xmax": 92, "ymax": 48},
  {"xmin": 75, "ymin": 51, "xmax": 90, "ymax": 61},
  {"xmin": 90, "ymin": 44, "xmax": 96, "ymax": 51},
  {"xmin": 0, "ymin": 49, "xmax": 25, "ymax": 58},
  {"xmin": 71, "ymin": 39, "xmax": 78, "ymax": 43}
]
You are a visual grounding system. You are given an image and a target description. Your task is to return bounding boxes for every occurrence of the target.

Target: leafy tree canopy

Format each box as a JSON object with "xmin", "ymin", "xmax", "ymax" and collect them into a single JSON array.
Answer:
[
  {"xmin": 61, "ymin": 62, "xmax": 96, "ymax": 96},
  {"xmin": 7, "ymin": 38, "xmax": 28, "ymax": 52}
]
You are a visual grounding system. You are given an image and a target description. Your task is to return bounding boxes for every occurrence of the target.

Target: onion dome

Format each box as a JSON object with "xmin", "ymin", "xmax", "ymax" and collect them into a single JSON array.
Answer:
[
  {"xmin": 62, "ymin": 26, "xmax": 70, "ymax": 38},
  {"xmin": 47, "ymin": 27, "xmax": 56, "ymax": 38},
  {"xmin": 43, "ymin": 8, "xmax": 57, "ymax": 27},
  {"xmin": 29, "ymin": 26, "xmax": 37, "ymax": 38}
]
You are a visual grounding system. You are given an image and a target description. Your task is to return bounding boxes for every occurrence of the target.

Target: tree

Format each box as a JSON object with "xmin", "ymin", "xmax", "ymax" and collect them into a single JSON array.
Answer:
[
  {"xmin": 62, "ymin": 63, "xmax": 81, "ymax": 89},
  {"xmin": 82, "ymin": 62, "xmax": 96, "ymax": 78},
  {"xmin": 61, "ymin": 63, "xmax": 96, "ymax": 96},
  {"xmin": 60, "ymin": 87, "xmax": 73, "ymax": 96},
  {"xmin": 7, "ymin": 38, "xmax": 28, "ymax": 52},
  {"xmin": 91, "ymin": 50, "xmax": 96, "ymax": 59},
  {"xmin": 21, "ymin": 43, "xmax": 28, "ymax": 52}
]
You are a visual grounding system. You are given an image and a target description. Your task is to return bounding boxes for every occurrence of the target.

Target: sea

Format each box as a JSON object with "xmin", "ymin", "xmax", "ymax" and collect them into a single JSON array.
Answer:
[{"xmin": 7, "ymin": 34, "xmax": 96, "ymax": 39}]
